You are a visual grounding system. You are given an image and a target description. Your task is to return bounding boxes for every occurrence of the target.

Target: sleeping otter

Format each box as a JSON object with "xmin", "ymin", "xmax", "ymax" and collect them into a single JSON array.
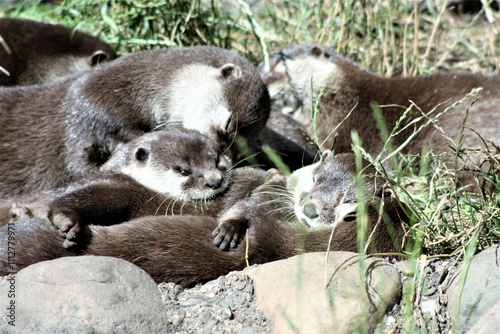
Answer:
[
  {"xmin": 0, "ymin": 18, "xmax": 117, "ymax": 86},
  {"xmin": 0, "ymin": 45, "xmax": 270, "ymax": 197},
  {"xmin": 260, "ymin": 45, "xmax": 499, "ymax": 173},
  {"xmin": 0, "ymin": 154, "xmax": 405, "ymax": 287},
  {"xmin": 212, "ymin": 151, "xmax": 405, "ymax": 250}
]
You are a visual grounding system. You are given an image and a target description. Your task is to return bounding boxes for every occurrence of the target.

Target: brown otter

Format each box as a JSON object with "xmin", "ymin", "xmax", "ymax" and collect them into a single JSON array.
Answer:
[
  {"xmin": 260, "ymin": 45, "xmax": 499, "ymax": 171},
  {"xmin": 0, "ymin": 128, "xmax": 234, "ymax": 243},
  {"xmin": 212, "ymin": 151, "xmax": 405, "ymax": 250},
  {"xmin": 0, "ymin": 45, "xmax": 270, "ymax": 197},
  {"xmin": 0, "ymin": 154, "xmax": 405, "ymax": 287},
  {"xmin": 0, "ymin": 18, "xmax": 117, "ymax": 86}
]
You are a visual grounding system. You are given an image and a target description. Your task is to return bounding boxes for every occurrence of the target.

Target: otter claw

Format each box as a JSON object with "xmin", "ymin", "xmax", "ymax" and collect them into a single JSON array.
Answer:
[
  {"xmin": 51, "ymin": 213, "xmax": 75, "ymax": 233},
  {"xmin": 212, "ymin": 222, "xmax": 241, "ymax": 251},
  {"xmin": 50, "ymin": 212, "xmax": 83, "ymax": 248}
]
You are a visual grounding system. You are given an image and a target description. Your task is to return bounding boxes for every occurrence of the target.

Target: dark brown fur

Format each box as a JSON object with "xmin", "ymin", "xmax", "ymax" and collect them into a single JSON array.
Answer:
[
  {"xmin": 0, "ymin": 18, "xmax": 117, "ymax": 86},
  {"xmin": 0, "ymin": 46, "xmax": 270, "ymax": 197},
  {"xmin": 0, "ymin": 188, "xmax": 404, "ymax": 288},
  {"xmin": 0, "ymin": 153, "xmax": 406, "ymax": 269}
]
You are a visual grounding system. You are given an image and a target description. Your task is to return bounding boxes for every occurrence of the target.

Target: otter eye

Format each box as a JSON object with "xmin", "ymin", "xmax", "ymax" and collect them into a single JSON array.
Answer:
[
  {"xmin": 173, "ymin": 165, "xmax": 191, "ymax": 176},
  {"xmin": 135, "ymin": 148, "xmax": 149, "ymax": 162},
  {"xmin": 343, "ymin": 213, "xmax": 357, "ymax": 222}
]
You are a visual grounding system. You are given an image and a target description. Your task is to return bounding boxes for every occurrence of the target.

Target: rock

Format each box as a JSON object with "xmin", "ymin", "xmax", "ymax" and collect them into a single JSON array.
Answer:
[
  {"xmin": 0, "ymin": 256, "xmax": 169, "ymax": 333},
  {"xmin": 447, "ymin": 244, "xmax": 500, "ymax": 332},
  {"xmin": 246, "ymin": 251, "xmax": 402, "ymax": 333},
  {"xmin": 466, "ymin": 299, "xmax": 500, "ymax": 334}
]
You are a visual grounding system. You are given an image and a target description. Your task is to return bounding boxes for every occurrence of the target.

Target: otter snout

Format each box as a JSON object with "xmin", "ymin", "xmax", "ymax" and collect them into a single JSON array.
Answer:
[
  {"xmin": 302, "ymin": 201, "xmax": 320, "ymax": 219},
  {"xmin": 299, "ymin": 199, "xmax": 324, "ymax": 227},
  {"xmin": 204, "ymin": 172, "xmax": 225, "ymax": 190},
  {"xmin": 206, "ymin": 178, "xmax": 224, "ymax": 190}
]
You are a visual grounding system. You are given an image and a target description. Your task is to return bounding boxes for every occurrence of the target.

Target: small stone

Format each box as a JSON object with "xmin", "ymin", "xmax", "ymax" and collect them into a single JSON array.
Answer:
[
  {"xmin": 169, "ymin": 312, "xmax": 185, "ymax": 327},
  {"xmin": 400, "ymin": 260, "xmax": 418, "ymax": 277},
  {"xmin": 421, "ymin": 298, "xmax": 438, "ymax": 316}
]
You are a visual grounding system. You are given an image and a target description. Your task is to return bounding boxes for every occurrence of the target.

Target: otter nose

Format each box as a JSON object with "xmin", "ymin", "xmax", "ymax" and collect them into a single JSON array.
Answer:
[
  {"xmin": 303, "ymin": 202, "xmax": 319, "ymax": 219},
  {"xmin": 206, "ymin": 178, "xmax": 223, "ymax": 190}
]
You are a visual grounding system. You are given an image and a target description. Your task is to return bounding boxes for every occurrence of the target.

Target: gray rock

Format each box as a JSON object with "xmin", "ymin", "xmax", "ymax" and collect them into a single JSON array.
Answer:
[
  {"xmin": 246, "ymin": 251, "xmax": 402, "ymax": 333},
  {"xmin": 447, "ymin": 244, "xmax": 500, "ymax": 332},
  {"xmin": 466, "ymin": 299, "xmax": 500, "ymax": 334},
  {"xmin": 0, "ymin": 256, "xmax": 169, "ymax": 333}
]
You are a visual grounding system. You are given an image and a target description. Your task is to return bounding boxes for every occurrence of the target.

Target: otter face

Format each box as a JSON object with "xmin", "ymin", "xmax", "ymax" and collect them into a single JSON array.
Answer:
[
  {"xmin": 260, "ymin": 45, "xmax": 343, "ymax": 126},
  {"xmin": 116, "ymin": 129, "xmax": 232, "ymax": 201},
  {"xmin": 288, "ymin": 151, "xmax": 379, "ymax": 228}
]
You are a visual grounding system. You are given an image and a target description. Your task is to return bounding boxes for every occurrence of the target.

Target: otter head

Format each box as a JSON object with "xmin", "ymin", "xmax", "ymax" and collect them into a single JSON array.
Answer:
[
  {"xmin": 287, "ymin": 151, "xmax": 396, "ymax": 228},
  {"xmin": 105, "ymin": 128, "xmax": 232, "ymax": 201},
  {"xmin": 163, "ymin": 54, "xmax": 270, "ymax": 156},
  {"xmin": 260, "ymin": 44, "xmax": 365, "ymax": 132}
]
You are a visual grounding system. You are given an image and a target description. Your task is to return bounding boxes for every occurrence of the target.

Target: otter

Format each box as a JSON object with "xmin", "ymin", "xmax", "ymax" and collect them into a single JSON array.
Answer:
[
  {"xmin": 0, "ymin": 45, "xmax": 270, "ymax": 197},
  {"xmin": 0, "ymin": 154, "xmax": 405, "ymax": 287},
  {"xmin": 0, "ymin": 18, "xmax": 117, "ymax": 86},
  {"xmin": 0, "ymin": 128, "xmax": 233, "ymax": 243},
  {"xmin": 212, "ymin": 151, "xmax": 405, "ymax": 250},
  {"xmin": 260, "ymin": 45, "xmax": 499, "ymax": 170}
]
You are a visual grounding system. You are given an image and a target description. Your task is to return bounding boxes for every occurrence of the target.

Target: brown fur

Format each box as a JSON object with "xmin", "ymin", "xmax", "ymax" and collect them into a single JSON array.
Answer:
[
  {"xmin": 260, "ymin": 45, "xmax": 499, "ymax": 172},
  {"xmin": 0, "ymin": 191, "xmax": 404, "ymax": 288},
  {"xmin": 0, "ymin": 18, "xmax": 117, "ymax": 86},
  {"xmin": 0, "ymin": 152, "xmax": 406, "ymax": 286},
  {"xmin": 0, "ymin": 46, "xmax": 270, "ymax": 197}
]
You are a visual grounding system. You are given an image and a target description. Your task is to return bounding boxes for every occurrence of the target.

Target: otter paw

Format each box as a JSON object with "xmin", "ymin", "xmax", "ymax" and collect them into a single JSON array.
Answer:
[
  {"xmin": 50, "ymin": 212, "xmax": 82, "ymax": 249},
  {"xmin": 9, "ymin": 203, "xmax": 33, "ymax": 221},
  {"xmin": 212, "ymin": 221, "xmax": 244, "ymax": 251}
]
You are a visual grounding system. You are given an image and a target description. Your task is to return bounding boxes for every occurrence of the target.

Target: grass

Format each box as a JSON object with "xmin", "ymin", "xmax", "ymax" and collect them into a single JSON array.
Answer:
[{"xmin": 2, "ymin": 0, "xmax": 499, "ymax": 331}]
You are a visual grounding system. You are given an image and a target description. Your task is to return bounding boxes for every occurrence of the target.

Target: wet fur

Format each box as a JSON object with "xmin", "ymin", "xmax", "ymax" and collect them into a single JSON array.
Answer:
[{"xmin": 0, "ymin": 18, "xmax": 117, "ymax": 86}]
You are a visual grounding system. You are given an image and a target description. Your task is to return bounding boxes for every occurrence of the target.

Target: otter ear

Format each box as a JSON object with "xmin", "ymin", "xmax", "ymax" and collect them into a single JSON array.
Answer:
[
  {"xmin": 90, "ymin": 50, "xmax": 108, "ymax": 66},
  {"xmin": 320, "ymin": 150, "xmax": 332, "ymax": 162},
  {"xmin": 311, "ymin": 45, "xmax": 323, "ymax": 58},
  {"xmin": 219, "ymin": 63, "xmax": 242, "ymax": 79},
  {"xmin": 134, "ymin": 147, "xmax": 149, "ymax": 163}
]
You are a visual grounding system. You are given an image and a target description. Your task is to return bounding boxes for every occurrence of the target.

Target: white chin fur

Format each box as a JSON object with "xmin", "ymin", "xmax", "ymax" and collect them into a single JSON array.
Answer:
[
  {"xmin": 188, "ymin": 180, "xmax": 229, "ymax": 200},
  {"xmin": 288, "ymin": 162, "xmax": 318, "ymax": 222},
  {"xmin": 122, "ymin": 167, "xmax": 187, "ymax": 199}
]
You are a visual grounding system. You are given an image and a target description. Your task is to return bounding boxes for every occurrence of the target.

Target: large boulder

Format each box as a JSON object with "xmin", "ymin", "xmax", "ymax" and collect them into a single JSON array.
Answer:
[
  {"xmin": 0, "ymin": 256, "xmax": 169, "ymax": 333},
  {"xmin": 447, "ymin": 244, "xmax": 500, "ymax": 332},
  {"xmin": 246, "ymin": 251, "xmax": 402, "ymax": 333}
]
